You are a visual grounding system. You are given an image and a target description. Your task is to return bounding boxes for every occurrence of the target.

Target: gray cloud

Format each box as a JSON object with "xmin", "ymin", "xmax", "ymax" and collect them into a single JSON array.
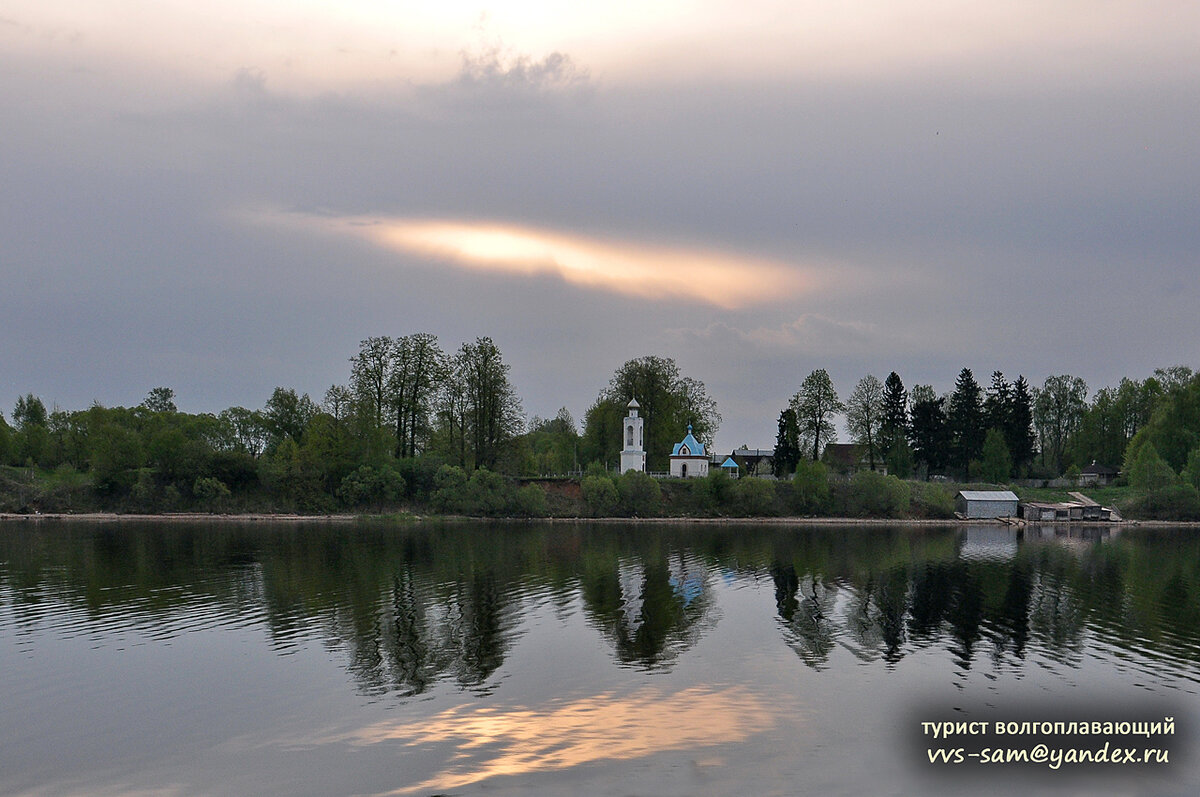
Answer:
[{"xmin": 3, "ymin": 32, "xmax": 1198, "ymax": 452}]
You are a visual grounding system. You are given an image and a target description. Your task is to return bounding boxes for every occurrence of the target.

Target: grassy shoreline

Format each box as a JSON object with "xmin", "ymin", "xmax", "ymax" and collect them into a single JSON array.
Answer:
[{"xmin": 3, "ymin": 511, "xmax": 1193, "ymax": 527}]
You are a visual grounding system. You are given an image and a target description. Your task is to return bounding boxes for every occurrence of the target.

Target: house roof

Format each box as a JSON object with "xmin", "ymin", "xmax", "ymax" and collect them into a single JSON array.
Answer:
[
  {"xmin": 670, "ymin": 424, "xmax": 706, "ymax": 457},
  {"xmin": 720, "ymin": 457, "xmax": 738, "ymax": 468},
  {"xmin": 957, "ymin": 490, "xmax": 1019, "ymax": 502},
  {"xmin": 821, "ymin": 443, "xmax": 860, "ymax": 466},
  {"xmin": 1081, "ymin": 461, "xmax": 1118, "ymax": 475}
]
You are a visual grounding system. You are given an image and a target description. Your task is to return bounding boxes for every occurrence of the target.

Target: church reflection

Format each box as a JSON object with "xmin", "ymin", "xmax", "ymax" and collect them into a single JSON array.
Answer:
[{"xmin": 3, "ymin": 520, "xmax": 1200, "ymax": 695}]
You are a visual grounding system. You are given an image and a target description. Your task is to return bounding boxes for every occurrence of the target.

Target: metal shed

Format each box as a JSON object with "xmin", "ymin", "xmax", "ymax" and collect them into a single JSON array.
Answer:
[{"xmin": 956, "ymin": 490, "xmax": 1019, "ymax": 519}]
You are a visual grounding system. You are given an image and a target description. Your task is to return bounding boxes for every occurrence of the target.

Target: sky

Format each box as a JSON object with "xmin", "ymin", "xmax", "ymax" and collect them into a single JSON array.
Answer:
[{"xmin": 3, "ymin": 1, "xmax": 1198, "ymax": 452}]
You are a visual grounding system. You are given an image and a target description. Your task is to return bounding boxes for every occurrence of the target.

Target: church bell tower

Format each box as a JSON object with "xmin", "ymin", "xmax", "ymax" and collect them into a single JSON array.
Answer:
[{"xmin": 620, "ymin": 398, "xmax": 646, "ymax": 473}]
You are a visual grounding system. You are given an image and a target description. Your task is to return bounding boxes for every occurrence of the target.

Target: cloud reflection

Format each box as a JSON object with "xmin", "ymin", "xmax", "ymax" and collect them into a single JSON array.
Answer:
[
  {"xmin": 339, "ymin": 685, "xmax": 778, "ymax": 794},
  {"xmin": 271, "ymin": 211, "xmax": 816, "ymax": 308}
]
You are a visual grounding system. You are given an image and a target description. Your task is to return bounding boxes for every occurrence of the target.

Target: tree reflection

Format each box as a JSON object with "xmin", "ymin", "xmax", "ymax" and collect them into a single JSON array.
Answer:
[{"xmin": 5, "ymin": 521, "xmax": 1200, "ymax": 688}]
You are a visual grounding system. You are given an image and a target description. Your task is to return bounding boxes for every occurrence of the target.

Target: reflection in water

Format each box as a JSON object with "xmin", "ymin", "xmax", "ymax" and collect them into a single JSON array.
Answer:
[
  {"xmin": 4, "ymin": 521, "xmax": 1200, "ymax": 794},
  {"xmin": 335, "ymin": 685, "xmax": 778, "ymax": 795}
]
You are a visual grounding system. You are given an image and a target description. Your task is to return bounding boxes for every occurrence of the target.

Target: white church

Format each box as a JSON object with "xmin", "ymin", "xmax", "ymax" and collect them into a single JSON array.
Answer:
[{"xmin": 619, "ymin": 398, "xmax": 711, "ymax": 478}]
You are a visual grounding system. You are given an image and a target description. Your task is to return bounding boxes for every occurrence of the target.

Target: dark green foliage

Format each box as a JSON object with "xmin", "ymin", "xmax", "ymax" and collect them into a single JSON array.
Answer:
[
  {"xmin": 617, "ymin": 470, "xmax": 662, "ymax": 516},
  {"xmin": 979, "ymin": 429, "xmax": 1012, "ymax": 484},
  {"xmin": 193, "ymin": 476, "xmax": 231, "ymax": 511},
  {"xmin": 142, "ymin": 387, "xmax": 177, "ymax": 413},
  {"xmin": 733, "ymin": 477, "xmax": 777, "ymax": 516},
  {"xmin": 885, "ymin": 437, "xmax": 913, "ymax": 479},
  {"xmin": 522, "ymin": 408, "xmax": 580, "ymax": 475},
  {"xmin": 581, "ymin": 474, "xmax": 619, "ymax": 516},
  {"xmin": 773, "ymin": 408, "xmax": 801, "ymax": 477},
  {"xmin": 1128, "ymin": 443, "xmax": 1177, "ymax": 492},
  {"xmin": 792, "ymin": 459, "xmax": 830, "ymax": 515},
  {"xmin": 338, "ymin": 465, "xmax": 406, "ymax": 509},
  {"xmin": 512, "ymin": 484, "xmax": 548, "ymax": 518},
  {"xmin": 580, "ymin": 356, "xmax": 720, "ymax": 472},
  {"xmin": 909, "ymin": 386, "xmax": 948, "ymax": 478},
  {"xmin": 880, "ymin": 372, "xmax": 909, "ymax": 459},
  {"xmin": 839, "ymin": 470, "xmax": 911, "ymax": 518},
  {"xmin": 1183, "ymin": 447, "xmax": 1200, "ymax": 490},
  {"xmin": 791, "ymin": 369, "xmax": 843, "ymax": 461},
  {"xmin": 947, "ymin": 368, "xmax": 984, "ymax": 480},
  {"xmin": 697, "ymin": 468, "xmax": 734, "ymax": 512},
  {"xmin": 1032, "ymin": 374, "xmax": 1088, "ymax": 475},
  {"xmin": 1007, "ymin": 376, "xmax": 1037, "ymax": 474},
  {"xmin": 1127, "ymin": 483, "xmax": 1200, "ymax": 521},
  {"xmin": 909, "ymin": 482, "xmax": 956, "ymax": 519},
  {"xmin": 13, "ymin": 394, "xmax": 47, "ymax": 429}
]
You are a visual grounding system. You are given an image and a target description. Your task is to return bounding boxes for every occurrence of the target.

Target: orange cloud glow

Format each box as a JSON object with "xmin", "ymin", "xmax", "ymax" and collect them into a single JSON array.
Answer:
[
  {"xmin": 304, "ymin": 214, "xmax": 816, "ymax": 308},
  {"xmin": 333, "ymin": 685, "xmax": 780, "ymax": 794}
]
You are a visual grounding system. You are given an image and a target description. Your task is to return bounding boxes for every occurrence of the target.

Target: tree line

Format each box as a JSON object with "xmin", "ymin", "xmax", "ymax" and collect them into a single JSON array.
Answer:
[
  {"xmin": 771, "ymin": 365, "xmax": 1200, "ymax": 495},
  {"xmin": 3, "ymin": 338, "xmax": 1198, "ymax": 516}
]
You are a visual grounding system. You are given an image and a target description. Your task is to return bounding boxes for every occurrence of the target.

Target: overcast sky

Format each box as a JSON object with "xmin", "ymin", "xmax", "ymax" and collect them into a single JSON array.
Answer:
[{"xmin": 3, "ymin": 1, "xmax": 1198, "ymax": 452}]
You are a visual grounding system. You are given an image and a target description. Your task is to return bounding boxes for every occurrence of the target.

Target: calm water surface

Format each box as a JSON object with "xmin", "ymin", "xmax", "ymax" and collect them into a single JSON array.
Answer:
[{"xmin": 1, "ymin": 521, "xmax": 1198, "ymax": 796}]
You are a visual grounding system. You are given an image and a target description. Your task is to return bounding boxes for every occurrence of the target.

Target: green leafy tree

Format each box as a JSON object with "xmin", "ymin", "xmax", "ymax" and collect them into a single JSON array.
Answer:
[
  {"xmin": 1128, "ymin": 442, "xmax": 1177, "ymax": 492},
  {"xmin": 1033, "ymin": 374, "xmax": 1088, "ymax": 475},
  {"xmin": 458, "ymin": 337, "xmax": 524, "ymax": 470},
  {"xmin": 1183, "ymin": 446, "xmax": 1200, "ymax": 491},
  {"xmin": 580, "ymin": 356, "xmax": 720, "ymax": 472},
  {"xmin": 979, "ymin": 428, "xmax": 1013, "ymax": 484},
  {"xmin": 193, "ymin": 476, "xmax": 231, "ymax": 511},
  {"xmin": 581, "ymin": 473, "xmax": 619, "ymax": 516},
  {"xmin": 263, "ymin": 388, "xmax": 317, "ymax": 450},
  {"xmin": 846, "ymin": 374, "xmax": 885, "ymax": 470},
  {"xmin": 142, "ymin": 387, "xmax": 177, "ymax": 413},
  {"xmin": 772, "ymin": 408, "xmax": 801, "ymax": 477},
  {"xmin": 617, "ymin": 470, "xmax": 662, "ymax": 516},
  {"xmin": 792, "ymin": 458, "xmax": 830, "ymax": 514},
  {"xmin": 790, "ymin": 369, "xmax": 843, "ymax": 461}
]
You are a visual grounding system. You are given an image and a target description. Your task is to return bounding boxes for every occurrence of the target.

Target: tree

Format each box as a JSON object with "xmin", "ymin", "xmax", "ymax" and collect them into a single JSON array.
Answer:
[
  {"xmin": 263, "ymin": 388, "xmax": 317, "ymax": 450},
  {"xmin": 350, "ymin": 336, "xmax": 393, "ymax": 428},
  {"xmin": 1033, "ymin": 374, "xmax": 1088, "ymax": 475},
  {"xmin": 947, "ymin": 368, "xmax": 985, "ymax": 480},
  {"xmin": 522, "ymin": 408, "xmax": 580, "ymax": 475},
  {"xmin": 791, "ymin": 369, "xmax": 843, "ymax": 461},
  {"xmin": 1007, "ymin": 376, "xmax": 1037, "ymax": 475},
  {"xmin": 909, "ymin": 385, "xmax": 948, "ymax": 479},
  {"xmin": 458, "ymin": 337, "xmax": 524, "ymax": 470},
  {"xmin": 773, "ymin": 408, "xmax": 801, "ymax": 477},
  {"xmin": 983, "ymin": 371, "xmax": 1011, "ymax": 433},
  {"xmin": 979, "ymin": 428, "xmax": 1013, "ymax": 484},
  {"xmin": 580, "ymin": 356, "xmax": 720, "ymax": 472},
  {"xmin": 142, "ymin": 387, "xmax": 177, "ymax": 414},
  {"xmin": 846, "ymin": 374, "xmax": 885, "ymax": 470},
  {"xmin": 1128, "ymin": 442, "xmax": 1177, "ymax": 492},
  {"xmin": 13, "ymin": 394, "xmax": 47, "ymax": 429},
  {"xmin": 879, "ymin": 372, "xmax": 909, "ymax": 457},
  {"xmin": 387, "ymin": 333, "xmax": 446, "ymax": 459}
]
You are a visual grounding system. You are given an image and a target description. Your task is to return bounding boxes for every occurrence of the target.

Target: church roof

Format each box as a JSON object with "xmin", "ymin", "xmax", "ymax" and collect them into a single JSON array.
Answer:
[
  {"xmin": 720, "ymin": 457, "xmax": 738, "ymax": 469},
  {"xmin": 627, "ymin": 397, "xmax": 640, "ymax": 409},
  {"xmin": 671, "ymin": 424, "xmax": 706, "ymax": 457}
]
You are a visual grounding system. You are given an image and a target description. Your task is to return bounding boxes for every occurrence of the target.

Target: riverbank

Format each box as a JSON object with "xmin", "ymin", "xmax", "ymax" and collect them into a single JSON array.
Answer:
[{"xmin": 4, "ymin": 511, "xmax": 1187, "ymax": 527}]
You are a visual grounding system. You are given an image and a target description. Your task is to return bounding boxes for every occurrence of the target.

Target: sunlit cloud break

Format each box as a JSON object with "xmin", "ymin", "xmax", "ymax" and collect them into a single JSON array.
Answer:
[{"xmin": 287, "ymin": 212, "xmax": 815, "ymax": 308}]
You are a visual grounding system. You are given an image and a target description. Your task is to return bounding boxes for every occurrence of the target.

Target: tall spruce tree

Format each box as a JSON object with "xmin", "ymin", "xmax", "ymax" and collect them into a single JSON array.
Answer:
[
  {"xmin": 880, "ymin": 372, "xmax": 909, "ymax": 452},
  {"xmin": 1008, "ymin": 376, "xmax": 1037, "ymax": 475},
  {"xmin": 948, "ymin": 368, "xmax": 985, "ymax": 480},
  {"xmin": 773, "ymin": 408, "xmax": 801, "ymax": 477},
  {"xmin": 909, "ymin": 384, "xmax": 948, "ymax": 479}
]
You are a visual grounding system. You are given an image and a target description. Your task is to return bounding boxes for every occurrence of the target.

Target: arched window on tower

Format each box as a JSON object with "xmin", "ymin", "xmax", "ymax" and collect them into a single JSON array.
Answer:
[{"xmin": 627, "ymin": 425, "xmax": 633, "ymax": 446}]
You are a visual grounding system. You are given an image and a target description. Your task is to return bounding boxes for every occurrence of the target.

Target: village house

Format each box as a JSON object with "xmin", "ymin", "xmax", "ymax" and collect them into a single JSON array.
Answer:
[{"xmin": 821, "ymin": 443, "xmax": 888, "ymax": 476}]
